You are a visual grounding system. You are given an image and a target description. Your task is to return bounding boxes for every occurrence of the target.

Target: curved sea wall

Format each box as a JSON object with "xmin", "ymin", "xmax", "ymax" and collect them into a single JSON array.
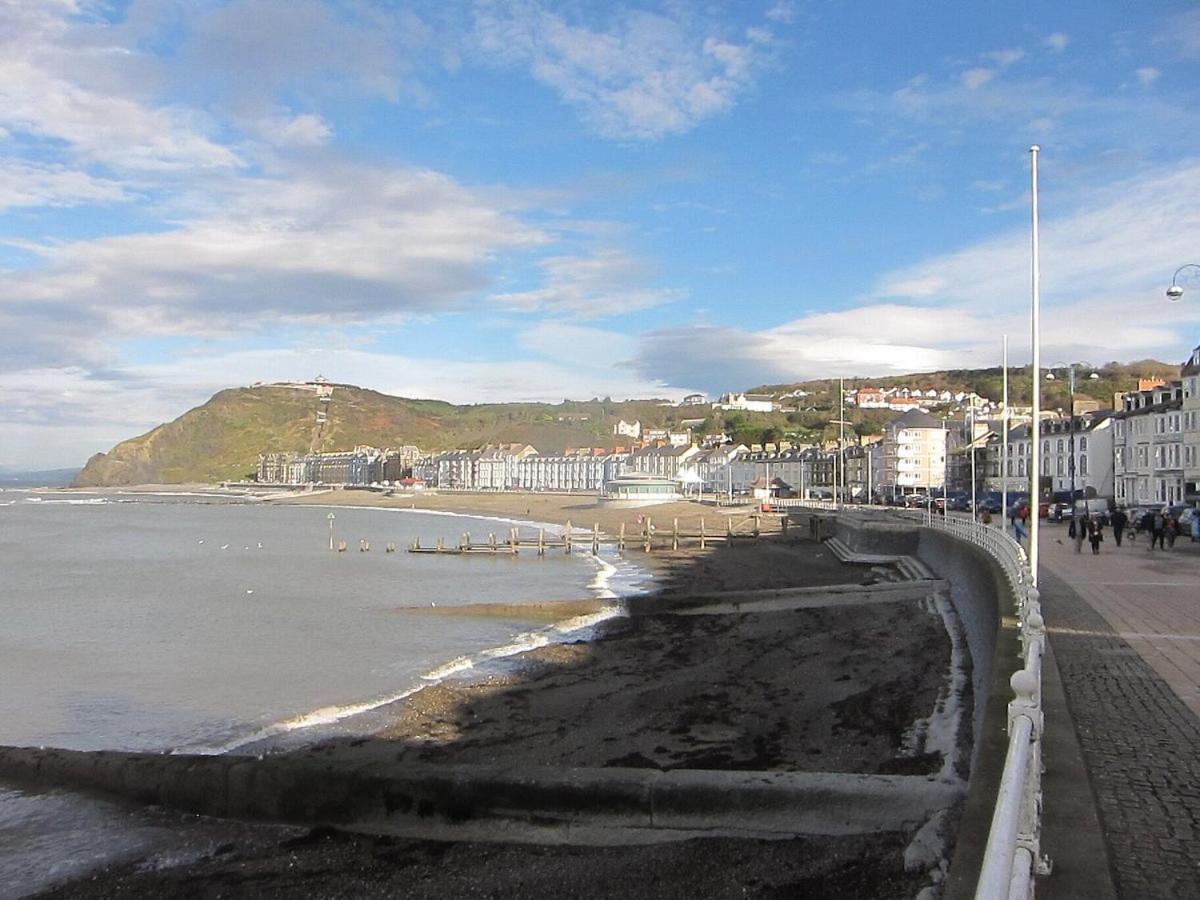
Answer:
[{"xmin": 833, "ymin": 516, "xmax": 1023, "ymax": 899}]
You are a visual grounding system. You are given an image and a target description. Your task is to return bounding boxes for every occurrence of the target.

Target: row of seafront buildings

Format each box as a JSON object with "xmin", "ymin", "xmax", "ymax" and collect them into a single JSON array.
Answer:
[{"xmin": 256, "ymin": 346, "xmax": 1200, "ymax": 508}]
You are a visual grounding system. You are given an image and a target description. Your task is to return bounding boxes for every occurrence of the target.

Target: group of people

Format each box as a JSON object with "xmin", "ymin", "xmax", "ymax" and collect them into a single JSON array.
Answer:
[
  {"xmin": 1068, "ymin": 513, "xmax": 1112, "ymax": 554},
  {"xmin": 1005, "ymin": 503, "xmax": 1199, "ymax": 553},
  {"xmin": 1129, "ymin": 508, "xmax": 1193, "ymax": 550}
]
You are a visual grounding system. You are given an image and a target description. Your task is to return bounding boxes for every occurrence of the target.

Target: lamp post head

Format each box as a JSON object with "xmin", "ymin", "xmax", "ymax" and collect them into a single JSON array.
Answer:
[{"xmin": 1167, "ymin": 284, "xmax": 1185, "ymax": 302}]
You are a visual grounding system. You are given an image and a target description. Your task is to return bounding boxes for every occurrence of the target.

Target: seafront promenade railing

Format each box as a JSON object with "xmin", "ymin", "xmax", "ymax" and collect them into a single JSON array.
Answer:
[{"xmin": 791, "ymin": 501, "xmax": 1047, "ymax": 900}]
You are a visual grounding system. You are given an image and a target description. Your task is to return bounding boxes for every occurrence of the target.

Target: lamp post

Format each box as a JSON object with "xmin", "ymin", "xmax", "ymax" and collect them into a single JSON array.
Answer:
[
  {"xmin": 1046, "ymin": 364, "xmax": 1100, "ymax": 539},
  {"xmin": 1166, "ymin": 263, "xmax": 1200, "ymax": 301},
  {"xmin": 328, "ymin": 511, "xmax": 336, "ymax": 551}
]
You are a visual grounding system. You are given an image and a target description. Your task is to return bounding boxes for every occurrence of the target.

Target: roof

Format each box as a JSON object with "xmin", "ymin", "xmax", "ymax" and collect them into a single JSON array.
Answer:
[{"xmin": 888, "ymin": 409, "xmax": 943, "ymax": 429}]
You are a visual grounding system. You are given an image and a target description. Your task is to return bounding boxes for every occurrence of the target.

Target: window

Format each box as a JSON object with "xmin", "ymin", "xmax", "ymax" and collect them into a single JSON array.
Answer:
[
  {"xmin": 1080, "ymin": 455, "xmax": 1088, "ymax": 476},
  {"xmin": 1057, "ymin": 439, "xmax": 1064, "ymax": 454},
  {"xmin": 1043, "ymin": 440, "xmax": 1050, "ymax": 454},
  {"xmin": 1079, "ymin": 437, "xmax": 1087, "ymax": 451}
]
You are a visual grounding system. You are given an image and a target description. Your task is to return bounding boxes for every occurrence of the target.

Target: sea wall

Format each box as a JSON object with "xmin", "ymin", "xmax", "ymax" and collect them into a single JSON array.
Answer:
[{"xmin": 831, "ymin": 515, "xmax": 1022, "ymax": 900}]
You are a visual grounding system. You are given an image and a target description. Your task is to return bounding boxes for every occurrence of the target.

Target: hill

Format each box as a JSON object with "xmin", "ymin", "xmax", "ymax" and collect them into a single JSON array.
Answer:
[
  {"xmin": 74, "ymin": 357, "xmax": 1184, "ymax": 487},
  {"xmin": 73, "ymin": 384, "xmax": 684, "ymax": 486},
  {"xmin": 751, "ymin": 359, "xmax": 1180, "ymax": 413}
]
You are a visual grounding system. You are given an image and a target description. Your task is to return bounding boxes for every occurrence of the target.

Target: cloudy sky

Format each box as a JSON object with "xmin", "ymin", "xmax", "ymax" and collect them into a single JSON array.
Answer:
[{"xmin": 4, "ymin": 0, "xmax": 1200, "ymax": 468}]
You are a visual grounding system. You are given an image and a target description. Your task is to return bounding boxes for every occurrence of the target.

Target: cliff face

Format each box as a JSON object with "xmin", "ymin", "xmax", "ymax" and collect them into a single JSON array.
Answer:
[{"xmin": 70, "ymin": 384, "xmax": 636, "ymax": 487}]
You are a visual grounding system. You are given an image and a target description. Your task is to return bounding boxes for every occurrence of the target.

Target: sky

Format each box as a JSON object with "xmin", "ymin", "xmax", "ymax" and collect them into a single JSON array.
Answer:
[{"xmin": 3, "ymin": 0, "xmax": 1200, "ymax": 469}]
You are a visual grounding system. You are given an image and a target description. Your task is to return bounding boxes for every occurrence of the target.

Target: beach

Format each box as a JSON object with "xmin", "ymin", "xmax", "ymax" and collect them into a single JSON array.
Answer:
[{"xmin": 33, "ymin": 490, "xmax": 957, "ymax": 899}]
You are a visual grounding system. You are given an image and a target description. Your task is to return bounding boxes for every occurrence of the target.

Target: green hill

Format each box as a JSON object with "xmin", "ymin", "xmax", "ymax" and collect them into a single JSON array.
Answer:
[
  {"xmin": 74, "ymin": 357, "xmax": 1184, "ymax": 487},
  {"xmin": 73, "ymin": 384, "xmax": 681, "ymax": 486}
]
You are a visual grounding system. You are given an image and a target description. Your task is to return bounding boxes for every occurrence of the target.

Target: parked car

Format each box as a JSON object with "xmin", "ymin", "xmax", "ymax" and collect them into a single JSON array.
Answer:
[{"xmin": 1047, "ymin": 502, "xmax": 1070, "ymax": 522}]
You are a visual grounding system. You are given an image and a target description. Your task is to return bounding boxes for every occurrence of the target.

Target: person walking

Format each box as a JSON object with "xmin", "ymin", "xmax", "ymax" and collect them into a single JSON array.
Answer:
[
  {"xmin": 1166, "ymin": 513, "xmax": 1179, "ymax": 549},
  {"xmin": 1071, "ymin": 511, "xmax": 1085, "ymax": 554},
  {"xmin": 1012, "ymin": 502, "xmax": 1029, "ymax": 543},
  {"xmin": 1088, "ymin": 516, "xmax": 1104, "ymax": 554},
  {"xmin": 1110, "ymin": 507, "xmax": 1128, "ymax": 548},
  {"xmin": 1151, "ymin": 509, "xmax": 1166, "ymax": 550}
]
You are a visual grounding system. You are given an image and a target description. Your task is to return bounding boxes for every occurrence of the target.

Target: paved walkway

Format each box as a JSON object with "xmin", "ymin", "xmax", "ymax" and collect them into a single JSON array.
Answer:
[{"xmin": 1034, "ymin": 521, "xmax": 1200, "ymax": 899}]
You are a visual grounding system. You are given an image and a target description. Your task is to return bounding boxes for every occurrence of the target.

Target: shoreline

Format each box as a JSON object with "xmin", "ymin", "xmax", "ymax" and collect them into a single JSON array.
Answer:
[{"xmin": 28, "ymin": 487, "xmax": 957, "ymax": 899}]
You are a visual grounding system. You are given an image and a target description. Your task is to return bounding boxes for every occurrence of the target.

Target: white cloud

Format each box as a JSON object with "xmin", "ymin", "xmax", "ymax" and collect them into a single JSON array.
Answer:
[
  {"xmin": 1135, "ymin": 66, "xmax": 1161, "ymax": 86},
  {"xmin": 0, "ymin": 162, "xmax": 551, "ymax": 370},
  {"xmin": 1044, "ymin": 33, "xmax": 1069, "ymax": 53},
  {"xmin": 0, "ymin": 161, "xmax": 129, "ymax": 210},
  {"xmin": 0, "ymin": 346, "xmax": 679, "ymax": 469},
  {"xmin": 960, "ymin": 67, "xmax": 996, "ymax": 90},
  {"xmin": 634, "ymin": 160, "xmax": 1200, "ymax": 391},
  {"xmin": 492, "ymin": 248, "xmax": 683, "ymax": 318},
  {"xmin": 472, "ymin": 4, "xmax": 770, "ymax": 140},
  {"xmin": 983, "ymin": 49, "xmax": 1025, "ymax": 68},
  {"xmin": 267, "ymin": 113, "xmax": 334, "ymax": 146},
  {"xmin": 764, "ymin": 2, "xmax": 796, "ymax": 25}
]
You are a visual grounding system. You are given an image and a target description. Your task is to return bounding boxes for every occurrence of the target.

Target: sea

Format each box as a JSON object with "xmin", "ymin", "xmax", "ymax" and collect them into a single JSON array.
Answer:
[{"xmin": 0, "ymin": 489, "xmax": 649, "ymax": 898}]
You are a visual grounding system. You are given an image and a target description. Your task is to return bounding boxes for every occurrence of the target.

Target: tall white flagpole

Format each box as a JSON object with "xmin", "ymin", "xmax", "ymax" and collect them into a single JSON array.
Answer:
[
  {"xmin": 1001, "ymin": 334, "xmax": 1009, "ymax": 528},
  {"xmin": 1029, "ymin": 145, "xmax": 1042, "ymax": 586}
]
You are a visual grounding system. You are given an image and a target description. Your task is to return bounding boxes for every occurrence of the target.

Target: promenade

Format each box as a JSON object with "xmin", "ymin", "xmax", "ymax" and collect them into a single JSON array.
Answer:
[{"xmin": 1034, "ymin": 520, "xmax": 1200, "ymax": 899}]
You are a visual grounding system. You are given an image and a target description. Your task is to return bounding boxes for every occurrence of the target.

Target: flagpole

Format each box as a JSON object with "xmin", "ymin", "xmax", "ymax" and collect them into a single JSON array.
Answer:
[
  {"xmin": 1029, "ymin": 145, "xmax": 1042, "ymax": 587},
  {"xmin": 1001, "ymin": 334, "xmax": 1009, "ymax": 528}
]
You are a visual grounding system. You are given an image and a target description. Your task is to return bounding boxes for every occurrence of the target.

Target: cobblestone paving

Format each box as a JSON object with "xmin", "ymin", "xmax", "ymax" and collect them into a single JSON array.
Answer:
[{"xmin": 1039, "ymin": 568, "xmax": 1200, "ymax": 899}]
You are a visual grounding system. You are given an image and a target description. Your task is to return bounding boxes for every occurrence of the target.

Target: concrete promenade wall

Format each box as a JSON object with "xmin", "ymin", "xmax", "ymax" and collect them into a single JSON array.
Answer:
[{"xmin": 832, "ymin": 516, "xmax": 1023, "ymax": 900}]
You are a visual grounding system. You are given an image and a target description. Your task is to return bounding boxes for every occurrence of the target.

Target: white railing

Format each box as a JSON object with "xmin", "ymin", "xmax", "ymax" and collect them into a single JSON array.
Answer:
[{"xmin": 790, "ymin": 502, "xmax": 1048, "ymax": 899}]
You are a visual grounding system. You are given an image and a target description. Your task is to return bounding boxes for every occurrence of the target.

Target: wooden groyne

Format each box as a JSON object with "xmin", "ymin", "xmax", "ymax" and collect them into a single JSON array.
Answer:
[{"xmin": 406, "ymin": 514, "xmax": 789, "ymax": 557}]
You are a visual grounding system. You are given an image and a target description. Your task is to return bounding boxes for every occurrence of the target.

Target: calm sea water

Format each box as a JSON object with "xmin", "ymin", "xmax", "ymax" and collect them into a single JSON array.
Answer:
[{"xmin": 0, "ymin": 490, "xmax": 648, "ymax": 897}]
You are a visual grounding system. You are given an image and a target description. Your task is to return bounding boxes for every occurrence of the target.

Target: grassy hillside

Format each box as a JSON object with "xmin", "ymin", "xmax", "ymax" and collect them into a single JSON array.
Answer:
[
  {"xmin": 75, "ymin": 357, "xmax": 1184, "ymax": 486},
  {"xmin": 73, "ymin": 385, "xmax": 684, "ymax": 486}
]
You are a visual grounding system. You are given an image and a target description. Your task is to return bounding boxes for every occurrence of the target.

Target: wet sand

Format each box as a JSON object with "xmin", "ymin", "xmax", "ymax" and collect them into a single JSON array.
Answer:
[{"xmin": 34, "ymin": 492, "xmax": 955, "ymax": 899}]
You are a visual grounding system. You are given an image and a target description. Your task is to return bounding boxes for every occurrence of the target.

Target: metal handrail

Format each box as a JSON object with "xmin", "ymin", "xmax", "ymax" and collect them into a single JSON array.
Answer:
[{"xmin": 792, "ymin": 502, "xmax": 1045, "ymax": 898}]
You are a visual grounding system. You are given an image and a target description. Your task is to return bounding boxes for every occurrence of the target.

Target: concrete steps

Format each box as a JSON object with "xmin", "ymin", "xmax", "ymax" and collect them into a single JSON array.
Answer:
[{"xmin": 824, "ymin": 536, "xmax": 935, "ymax": 582}]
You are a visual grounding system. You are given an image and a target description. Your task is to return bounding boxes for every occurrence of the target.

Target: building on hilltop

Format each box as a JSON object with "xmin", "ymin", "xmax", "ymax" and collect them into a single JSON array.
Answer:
[{"xmin": 716, "ymin": 392, "xmax": 776, "ymax": 413}]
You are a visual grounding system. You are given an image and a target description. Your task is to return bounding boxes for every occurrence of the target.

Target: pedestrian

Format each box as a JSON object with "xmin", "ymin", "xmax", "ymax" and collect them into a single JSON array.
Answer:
[
  {"xmin": 1012, "ymin": 503, "xmax": 1028, "ymax": 543},
  {"xmin": 1071, "ymin": 512, "xmax": 1085, "ymax": 554},
  {"xmin": 1109, "ymin": 507, "xmax": 1127, "ymax": 548},
  {"xmin": 1088, "ymin": 516, "xmax": 1104, "ymax": 554},
  {"xmin": 1192, "ymin": 510, "xmax": 1200, "ymax": 543},
  {"xmin": 1166, "ymin": 513, "xmax": 1179, "ymax": 549},
  {"xmin": 1151, "ymin": 509, "xmax": 1166, "ymax": 550},
  {"xmin": 980, "ymin": 507, "xmax": 992, "ymax": 526}
]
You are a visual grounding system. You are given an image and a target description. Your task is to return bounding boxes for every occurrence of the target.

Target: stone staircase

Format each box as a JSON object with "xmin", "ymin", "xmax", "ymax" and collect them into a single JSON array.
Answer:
[{"xmin": 823, "ymin": 535, "xmax": 936, "ymax": 582}]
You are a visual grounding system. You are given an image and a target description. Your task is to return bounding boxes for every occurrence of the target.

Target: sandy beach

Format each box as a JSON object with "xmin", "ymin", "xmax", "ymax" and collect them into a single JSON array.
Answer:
[{"xmin": 34, "ymin": 490, "xmax": 956, "ymax": 899}]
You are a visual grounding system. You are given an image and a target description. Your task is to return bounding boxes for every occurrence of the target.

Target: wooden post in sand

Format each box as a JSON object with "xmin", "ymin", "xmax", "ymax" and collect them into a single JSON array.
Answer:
[
  {"xmin": 699, "ymin": 518, "xmax": 706, "ymax": 550},
  {"xmin": 781, "ymin": 515, "xmax": 788, "ymax": 536},
  {"xmin": 510, "ymin": 528, "xmax": 518, "ymax": 554},
  {"xmin": 463, "ymin": 532, "xmax": 471, "ymax": 550},
  {"xmin": 726, "ymin": 518, "xmax": 734, "ymax": 547},
  {"xmin": 753, "ymin": 514, "xmax": 760, "ymax": 539},
  {"xmin": 565, "ymin": 521, "xmax": 573, "ymax": 555},
  {"xmin": 592, "ymin": 524, "xmax": 600, "ymax": 556},
  {"xmin": 672, "ymin": 517, "xmax": 679, "ymax": 551},
  {"xmin": 618, "ymin": 522, "xmax": 626, "ymax": 552},
  {"xmin": 644, "ymin": 517, "xmax": 653, "ymax": 553},
  {"xmin": 538, "ymin": 528, "xmax": 545, "ymax": 556}
]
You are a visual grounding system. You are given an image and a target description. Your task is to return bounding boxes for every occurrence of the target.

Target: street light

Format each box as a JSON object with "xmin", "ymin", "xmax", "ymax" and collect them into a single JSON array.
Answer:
[
  {"xmin": 328, "ymin": 511, "xmax": 336, "ymax": 551},
  {"xmin": 1166, "ymin": 263, "xmax": 1200, "ymax": 301}
]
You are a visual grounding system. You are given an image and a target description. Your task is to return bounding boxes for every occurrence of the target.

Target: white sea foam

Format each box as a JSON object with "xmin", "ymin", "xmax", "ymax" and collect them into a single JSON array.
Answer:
[{"xmin": 421, "ymin": 656, "xmax": 475, "ymax": 680}]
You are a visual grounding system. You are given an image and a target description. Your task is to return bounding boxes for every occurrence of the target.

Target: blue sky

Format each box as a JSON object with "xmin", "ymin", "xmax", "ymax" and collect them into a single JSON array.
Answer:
[{"xmin": 3, "ymin": 0, "xmax": 1200, "ymax": 468}]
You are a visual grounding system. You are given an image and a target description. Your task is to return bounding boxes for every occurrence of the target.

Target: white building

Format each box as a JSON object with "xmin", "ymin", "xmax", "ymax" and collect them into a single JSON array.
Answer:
[
  {"xmin": 1113, "ymin": 381, "xmax": 1186, "ymax": 507},
  {"xmin": 1182, "ymin": 345, "xmax": 1200, "ymax": 505},
  {"xmin": 880, "ymin": 409, "xmax": 947, "ymax": 494},
  {"xmin": 613, "ymin": 419, "xmax": 642, "ymax": 439},
  {"xmin": 717, "ymin": 392, "xmax": 776, "ymax": 413}
]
